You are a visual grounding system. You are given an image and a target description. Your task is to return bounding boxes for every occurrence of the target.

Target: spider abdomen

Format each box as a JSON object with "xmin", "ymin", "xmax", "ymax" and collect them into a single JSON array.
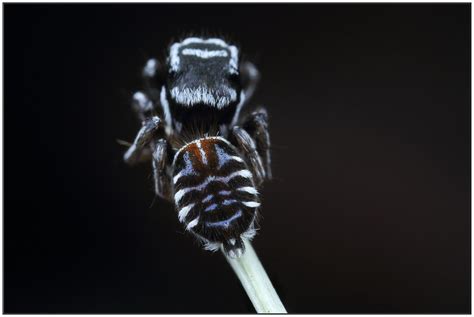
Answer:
[{"xmin": 172, "ymin": 136, "xmax": 259, "ymax": 257}]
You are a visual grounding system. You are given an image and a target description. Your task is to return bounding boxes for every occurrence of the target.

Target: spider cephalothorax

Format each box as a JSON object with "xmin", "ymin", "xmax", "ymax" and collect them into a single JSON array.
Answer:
[
  {"xmin": 161, "ymin": 37, "xmax": 247, "ymax": 136},
  {"xmin": 123, "ymin": 36, "xmax": 271, "ymax": 258},
  {"xmin": 167, "ymin": 38, "xmax": 241, "ymax": 108}
]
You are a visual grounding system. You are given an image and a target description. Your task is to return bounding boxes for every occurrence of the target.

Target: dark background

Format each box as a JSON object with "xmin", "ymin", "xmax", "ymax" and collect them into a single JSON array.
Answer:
[{"xmin": 4, "ymin": 4, "xmax": 470, "ymax": 314}]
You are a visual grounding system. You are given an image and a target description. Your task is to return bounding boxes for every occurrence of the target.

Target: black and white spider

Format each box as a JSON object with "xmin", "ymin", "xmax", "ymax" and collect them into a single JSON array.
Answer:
[{"xmin": 123, "ymin": 37, "xmax": 271, "ymax": 257}]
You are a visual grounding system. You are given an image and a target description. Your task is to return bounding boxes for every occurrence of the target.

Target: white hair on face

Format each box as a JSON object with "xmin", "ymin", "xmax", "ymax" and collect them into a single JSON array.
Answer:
[
  {"xmin": 170, "ymin": 86, "xmax": 237, "ymax": 109},
  {"xmin": 182, "ymin": 48, "xmax": 228, "ymax": 59},
  {"xmin": 169, "ymin": 37, "xmax": 239, "ymax": 74}
]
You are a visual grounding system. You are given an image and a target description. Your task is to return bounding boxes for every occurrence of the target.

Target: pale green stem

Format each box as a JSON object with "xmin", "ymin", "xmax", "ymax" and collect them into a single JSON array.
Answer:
[{"xmin": 223, "ymin": 239, "xmax": 287, "ymax": 313}]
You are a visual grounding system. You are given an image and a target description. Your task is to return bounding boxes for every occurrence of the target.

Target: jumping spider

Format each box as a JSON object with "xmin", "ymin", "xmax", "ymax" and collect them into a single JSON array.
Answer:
[{"xmin": 123, "ymin": 37, "xmax": 271, "ymax": 257}]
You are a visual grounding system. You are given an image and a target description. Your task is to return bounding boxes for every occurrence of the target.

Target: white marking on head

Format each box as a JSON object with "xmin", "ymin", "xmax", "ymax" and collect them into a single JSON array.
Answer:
[
  {"xmin": 170, "ymin": 86, "xmax": 237, "ymax": 109},
  {"xmin": 229, "ymin": 238, "xmax": 236, "ymax": 245},
  {"xmin": 169, "ymin": 37, "xmax": 239, "ymax": 74},
  {"xmin": 186, "ymin": 217, "xmax": 199, "ymax": 230},
  {"xmin": 182, "ymin": 48, "xmax": 228, "ymax": 59},
  {"xmin": 242, "ymin": 201, "xmax": 261, "ymax": 208},
  {"xmin": 178, "ymin": 204, "xmax": 195, "ymax": 223}
]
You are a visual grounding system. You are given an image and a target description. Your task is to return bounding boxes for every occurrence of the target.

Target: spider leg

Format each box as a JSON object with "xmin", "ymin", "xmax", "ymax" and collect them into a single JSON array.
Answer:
[
  {"xmin": 240, "ymin": 61, "xmax": 260, "ymax": 102},
  {"xmin": 231, "ymin": 62, "xmax": 261, "ymax": 127},
  {"xmin": 139, "ymin": 58, "xmax": 173, "ymax": 132},
  {"xmin": 230, "ymin": 62, "xmax": 261, "ymax": 128},
  {"xmin": 123, "ymin": 116, "xmax": 162, "ymax": 165},
  {"xmin": 142, "ymin": 58, "xmax": 162, "ymax": 102},
  {"xmin": 131, "ymin": 59, "xmax": 164, "ymax": 122},
  {"xmin": 242, "ymin": 107, "xmax": 272, "ymax": 180},
  {"xmin": 231, "ymin": 126, "xmax": 265, "ymax": 186},
  {"xmin": 132, "ymin": 91, "xmax": 155, "ymax": 121},
  {"xmin": 151, "ymin": 138, "xmax": 172, "ymax": 200},
  {"xmin": 142, "ymin": 58, "xmax": 159, "ymax": 79}
]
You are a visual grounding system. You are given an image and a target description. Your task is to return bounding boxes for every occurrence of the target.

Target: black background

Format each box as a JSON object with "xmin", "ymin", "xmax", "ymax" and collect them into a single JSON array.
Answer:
[{"xmin": 4, "ymin": 4, "xmax": 471, "ymax": 314}]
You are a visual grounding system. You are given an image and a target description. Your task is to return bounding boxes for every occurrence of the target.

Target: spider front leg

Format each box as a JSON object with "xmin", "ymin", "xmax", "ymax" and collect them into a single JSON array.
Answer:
[
  {"xmin": 240, "ymin": 61, "xmax": 260, "ymax": 101},
  {"xmin": 231, "ymin": 126, "xmax": 265, "ymax": 186},
  {"xmin": 142, "ymin": 58, "xmax": 162, "ymax": 103},
  {"xmin": 242, "ymin": 107, "xmax": 272, "ymax": 180},
  {"xmin": 151, "ymin": 138, "xmax": 172, "ymax": 200},
  {"xmin": 124, "ymin": 116, "xmax": 162, "ymax": 165},
  {"xmin": 131, "ymin": 59, "xmax": 163, "ymax": 121},
  {"xmin": 132, "ymin": 91, "xmax": 155, "ymax": 121}
]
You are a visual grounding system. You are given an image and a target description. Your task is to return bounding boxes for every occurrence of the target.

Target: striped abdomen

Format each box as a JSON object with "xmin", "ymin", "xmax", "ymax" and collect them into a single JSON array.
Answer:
[{"xmin": 172, "ymin": 136, "xmax": 259, "ymax": 257}]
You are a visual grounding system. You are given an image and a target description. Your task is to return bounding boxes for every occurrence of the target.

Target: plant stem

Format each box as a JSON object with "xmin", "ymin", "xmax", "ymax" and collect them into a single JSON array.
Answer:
[{"xmin": 223, "ymin": 239, "xmax": 287, "ymax": 313}]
